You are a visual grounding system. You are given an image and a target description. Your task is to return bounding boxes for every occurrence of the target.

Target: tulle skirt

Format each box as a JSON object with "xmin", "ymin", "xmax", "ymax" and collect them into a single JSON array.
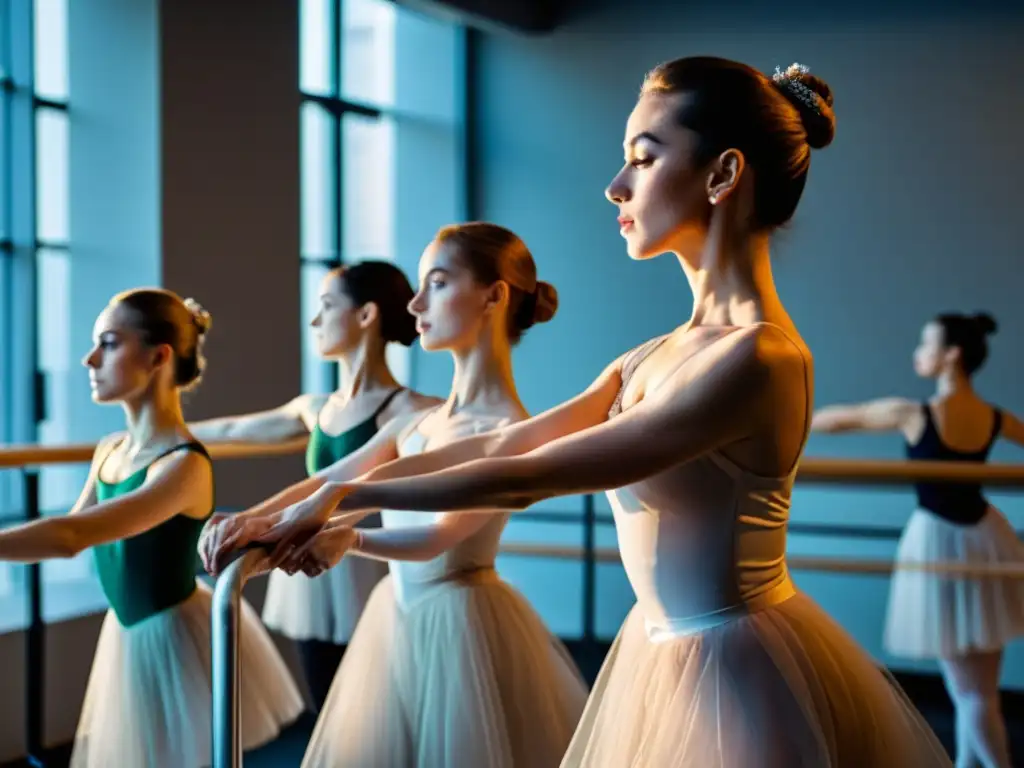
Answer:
[
  {"xmin": 301, "ymin": 569, "xmax": 589, "ymax": 767},
  {"xmin": 885, "ymin": 506, "xmax": 1024, "ymax": 659},
  {"xmin": 71, "ymin": 580, "xmax": 304, "ymax": 768},
  {"xmin": 562, "ymin": 591, "xmax": 951, "ymax": 768},
  {"xmin": 262, "ymin": 554, "xmax": 389, "ymax": 644}
]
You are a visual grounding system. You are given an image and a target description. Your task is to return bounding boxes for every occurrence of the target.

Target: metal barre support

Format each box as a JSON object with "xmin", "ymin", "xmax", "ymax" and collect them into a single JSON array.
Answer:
[{"xmin": 211, "ymin": 549, "xmax": 266, "ymax": 768}]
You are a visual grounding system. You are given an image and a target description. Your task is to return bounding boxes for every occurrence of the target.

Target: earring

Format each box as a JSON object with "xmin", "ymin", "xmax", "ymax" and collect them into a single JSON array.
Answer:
[{"xmin": 709, "ymin": 194, "xmax": 718, "ymax": 205}]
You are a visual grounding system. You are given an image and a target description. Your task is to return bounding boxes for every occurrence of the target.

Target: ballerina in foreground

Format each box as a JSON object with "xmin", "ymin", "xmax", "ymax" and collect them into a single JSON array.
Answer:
[{"xmin": 211, "ymin": 58, "xmax": 952, "ymax": 767}]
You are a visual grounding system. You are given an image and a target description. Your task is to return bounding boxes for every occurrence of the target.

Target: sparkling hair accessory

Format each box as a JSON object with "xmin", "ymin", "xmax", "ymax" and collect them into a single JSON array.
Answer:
[
  {"xmin": 771, "ymin": 63, "xmax": 821, "ymax": 114},
  {"xmin": 182, "ymin": 297, "xmax": 212, "ymax": 334}
]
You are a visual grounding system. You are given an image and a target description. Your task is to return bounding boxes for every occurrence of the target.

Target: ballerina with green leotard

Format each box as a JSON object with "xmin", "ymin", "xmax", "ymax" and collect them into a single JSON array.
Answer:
[{"xmin": 0, "ymin": 288, "xmax": 302, "ymax": 768}]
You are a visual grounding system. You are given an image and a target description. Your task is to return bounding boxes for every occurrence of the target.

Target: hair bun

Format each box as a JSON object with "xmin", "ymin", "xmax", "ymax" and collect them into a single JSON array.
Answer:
[
  {"xmin": 532, "ymin": 281, "xmax": 559, "ymax": 324},
  {"xmin": 772, "ymin": 63, "xmax": 836, "ymax": 150},
  {"xmin": 183, "ymin": 298, "xmax": 213, "ymax": 335},
  {"xmin": 972, "ymin": 312, "xmax": 998, "ymax": 336}
]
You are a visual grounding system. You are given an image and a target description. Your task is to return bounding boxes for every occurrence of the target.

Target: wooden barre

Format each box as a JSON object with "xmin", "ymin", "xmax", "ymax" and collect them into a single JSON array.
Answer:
[
  {"xmin": 3, "ymin": 440, "xmax": 1024, "ymax": 485},
  {"xmin": 497, "ymin": 542, "xmax": 1024, "ymax": 578}
]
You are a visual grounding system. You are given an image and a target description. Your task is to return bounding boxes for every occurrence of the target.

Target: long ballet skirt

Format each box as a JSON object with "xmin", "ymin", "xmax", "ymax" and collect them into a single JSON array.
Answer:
[
  {"xmin": 560, "ymin": 452, "xmax": 951, "ymax": 768},
  {"xmin": 71, "ymin": 580, "xmax": 304, "ymax": 768},
  {"xmin": 885, "ymin": 505, "xmax": 1024, "ymax": 659},
  {"xmin": 301, "ymin": 418, "xmax": 588, "ymax": 767},
  {"xmin": 262, "ymin": 513, "xmax": 389, "ymax": 644}
]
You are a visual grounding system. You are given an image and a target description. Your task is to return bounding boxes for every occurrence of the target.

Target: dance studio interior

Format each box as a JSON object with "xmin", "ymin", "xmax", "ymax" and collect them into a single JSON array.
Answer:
[{"xmin": 1, "ymin": 0, "xmax": 1022, "ymax": 766}]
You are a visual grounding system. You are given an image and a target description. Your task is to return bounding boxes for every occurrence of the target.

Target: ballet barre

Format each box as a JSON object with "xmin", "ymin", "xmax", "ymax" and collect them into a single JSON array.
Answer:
[
  {"xmin": 211, "ymin": 546, "xmax": 269, "ymax": 768},
  {"xmin": 497, "ymin": 543, "xmax": 1024, "ymax": 578}
]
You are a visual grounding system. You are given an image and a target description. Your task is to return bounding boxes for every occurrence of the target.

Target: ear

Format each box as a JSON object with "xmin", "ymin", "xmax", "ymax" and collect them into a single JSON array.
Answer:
[
  {"xmin": 705, "ymin": 148, "xmax": 745, "ymax": 206},
  {"xmin": 358, "ymin": 301, "xmax": 380, "ymax": 331},
  {"xmin": 943, "ymin": 345, "xmax": 962, "ymax": 369},
  {"xmin": 150, "ymin": 343, "xmax": 174, "ymax": 374},
  {"xmin": 483, "ymin": 280, "xmax": 510, "ymax": 316}
]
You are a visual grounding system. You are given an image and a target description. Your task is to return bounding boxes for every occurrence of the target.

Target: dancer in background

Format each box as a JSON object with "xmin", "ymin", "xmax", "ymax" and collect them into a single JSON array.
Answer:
[
  {"xmin": 813, "ymin": 312, "xmax": 1024, "ymax": 768},
  {"xmin": 204, "ymin": 223, "xmax": 588, "ymax": 767},
  {"xmin": 222, "ymin": 59, "xmax": 952, "ymax": 766},
  {"xmin": 190, "ymin": 259, "xmax": 439, "ymax": 709},
  {"xmin": 0, "ymin": 288, "xmax": 302, "ymax": 768}
]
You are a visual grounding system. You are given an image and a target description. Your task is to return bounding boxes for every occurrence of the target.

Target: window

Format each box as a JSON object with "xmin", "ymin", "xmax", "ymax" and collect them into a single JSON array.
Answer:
[
  {"xmin": 0, "ymin": 0, "xmax": 73, "ymax": 629},
  {"xmin": 299, "ymin": 0, "xmax": 464, "ymax": 394},
  {"xmin": 33, "ymin": 0, "xmax": 94, "ymax": 619}
]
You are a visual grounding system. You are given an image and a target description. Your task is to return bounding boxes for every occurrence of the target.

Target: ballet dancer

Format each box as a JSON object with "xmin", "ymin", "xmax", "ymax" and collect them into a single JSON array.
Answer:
[
  {"xmin": 202, "ymin": 223, "xmax": 588, "ymax": 766},
  {"xmin": 0, "ymin": 289, "xmax": 303, "ymax": 767},
  {"xmin": 190, "ymin": 260, "xmax": 438, "ymax": 709},
  {"xmin": 218, "ymin": 59, "xmax": 954, "ymax": 766},
  {"xmin": 813, "ymin": 312, "xmax": 1024, "ymax": 768}
]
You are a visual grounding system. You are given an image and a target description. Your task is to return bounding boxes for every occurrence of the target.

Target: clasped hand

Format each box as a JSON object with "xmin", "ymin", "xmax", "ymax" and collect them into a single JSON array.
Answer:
[{"xmin": 198, "ymin": 483, "xmax": 355, "ymax": 577}]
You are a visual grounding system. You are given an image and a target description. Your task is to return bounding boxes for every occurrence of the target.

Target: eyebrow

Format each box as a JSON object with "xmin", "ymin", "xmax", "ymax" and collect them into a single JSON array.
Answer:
[{"xmin": 624, "ymin": 131, "xmax": 665, "ymax": 149}]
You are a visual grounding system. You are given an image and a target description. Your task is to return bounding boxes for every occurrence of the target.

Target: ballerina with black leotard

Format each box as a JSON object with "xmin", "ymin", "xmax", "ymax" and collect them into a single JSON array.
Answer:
[
  {"xmin": 0, "ymin": 289, "xmax": 302, "ymax": 768},
  {"xmin": 814, "ymin": 312, "xmax": 1024, "ymax": 768}
]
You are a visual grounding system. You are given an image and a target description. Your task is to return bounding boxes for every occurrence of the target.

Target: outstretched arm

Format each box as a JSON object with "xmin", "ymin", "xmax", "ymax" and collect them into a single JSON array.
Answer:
[
  {"xmin": 350, "ymin": 514, "xmax": 493, "ymax": 563},
  {"xmin": 0, "ymin": 448, "xmax": 211, "ymax": 563},
  {"xmin": 233, "ymin": 412, "xmax": 413, "ymax": 523},
  {"xmin": 333, "ymin": 326, "xmax": 778, "ymax": 516},
  {"xmin": 810, "ymin": 397, "xmax": 920, "ymax": 436},
  {"xmin": 189, "ymin": 395, "xmax": 316, "ymax": 443},
  {"xmin": 358, "ymin": 356, "xmax": 624, "ymax": 486},
  {"xmin": 1000, "ymin": 410, "xmax": 1024, "ymax": 449}
]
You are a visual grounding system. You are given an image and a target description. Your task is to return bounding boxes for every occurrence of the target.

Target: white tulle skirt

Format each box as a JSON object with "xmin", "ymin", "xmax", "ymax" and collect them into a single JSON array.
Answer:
[
  {"xmin": 301, "ymin": 569, "xmax": 589, "ymax": 767},
  {"xmin": 262, "ymin": 554, "xmax": 389, "ymax": 644},
  {"xmin": 71, "ymin": 579, "xmax": 304, "ymax": 768},
  {"xmin": 885, "ymin": 506, "xmax": 1024, "ymax": 659},
  {"xmin": 562, "ymin": 591, "xmax": 951, "ymax": 768}
]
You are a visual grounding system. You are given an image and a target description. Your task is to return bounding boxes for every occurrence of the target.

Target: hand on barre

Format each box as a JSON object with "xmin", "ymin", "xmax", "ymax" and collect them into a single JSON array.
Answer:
[{"xmin": 274, "ymin": 521, "xmax": 359, "ymax": 578}]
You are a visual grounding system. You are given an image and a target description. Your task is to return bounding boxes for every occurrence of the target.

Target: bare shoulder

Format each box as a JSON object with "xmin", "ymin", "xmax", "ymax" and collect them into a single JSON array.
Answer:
[
  {"xmin": 289, "ymin": 393, "xmax": 328, "ymax": 428},
  {"xmin": 390, "ymin": 388, "xmax": 445, "ymax": 418},
  {"xmin": 708, "ymin": 323, "xmax": 807, "ymax": 387}
]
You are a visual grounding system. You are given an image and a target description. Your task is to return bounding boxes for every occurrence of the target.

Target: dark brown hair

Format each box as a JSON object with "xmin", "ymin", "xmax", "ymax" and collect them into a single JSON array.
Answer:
[
  {"xmin": 641, "ymin": 56, "xmax": 836, "ymax": 230},
  {"xmin": 935, "ymin": 312, "xmax": 998, "ymax": 376},
  {"xmin": 330, "ymin": 260, "xmax": 418, "ymax": 346},
  {"xmin": 112, "ymin": 288, "xmax": 212, "ymax": 390},
  {"xmin": 434, "ymin": 222, "xmax": 558, "ymax": 344}
]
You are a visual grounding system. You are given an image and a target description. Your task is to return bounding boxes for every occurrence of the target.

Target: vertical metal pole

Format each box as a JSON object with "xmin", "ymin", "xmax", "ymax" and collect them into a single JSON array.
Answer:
[
  {"xmin": 581, "ymin": 493, "xmax": 596, "ymax": 647},
  {"xmin": 23, "ymin": 469, "xmax": 44, "ymax": 766},
  {"xmin": 211, "ymin": 548, "xmax": 265, "ymax": 768}
]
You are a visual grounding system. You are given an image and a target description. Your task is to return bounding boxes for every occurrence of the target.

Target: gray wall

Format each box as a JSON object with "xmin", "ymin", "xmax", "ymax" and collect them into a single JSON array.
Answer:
[{"xmin": 463, "ymin": 0, "xmax": 1024, "ymax": 685}]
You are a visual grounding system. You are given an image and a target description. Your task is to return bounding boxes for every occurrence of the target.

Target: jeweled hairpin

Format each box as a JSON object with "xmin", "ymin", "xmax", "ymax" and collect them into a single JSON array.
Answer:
[{"xmin": 771, "ymin": 62, "xmax": 821, "ymax": 114}]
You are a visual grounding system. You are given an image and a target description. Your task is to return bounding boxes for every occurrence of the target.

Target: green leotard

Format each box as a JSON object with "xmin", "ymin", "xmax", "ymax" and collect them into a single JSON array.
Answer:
[
  {"xmin": 92, "ymin": 441, "xmax": 212, "ymax": 627},
  {"xmin": 304, "ymin": 388, "xmax": 404, "ymax": 474}
]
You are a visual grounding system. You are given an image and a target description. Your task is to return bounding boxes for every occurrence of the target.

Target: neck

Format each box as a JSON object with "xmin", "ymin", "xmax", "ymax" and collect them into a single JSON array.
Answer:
[
  {"xmin": 676, "ymin": 217, "xmax": 784, "ymax": 329},
  {"xmin": 336, "ymin": 340, "xmax": 399, "ymax": 400},
  {"xmin": 121, "ymin": 389, "xmax": 185, "ymax": 447},
  {"xmin": 446, "ymin": 329, "xmax": 521, "ymax": 414},
  {"xmin": 935, "ymin": 369, "xmax": 973, "ymax": 398}
]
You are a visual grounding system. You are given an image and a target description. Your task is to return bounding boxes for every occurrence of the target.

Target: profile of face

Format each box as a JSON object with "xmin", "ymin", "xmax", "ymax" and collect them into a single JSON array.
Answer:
[
  {"xmin": 82, "ymin": 303, "xmax": 168, "ymax": 404},
  {"xmin": 310, "ymin": 272, "xmax": 372, "ymax": 358},
  {"xmin": 913, "ymin": 322, "xmax": 957, "ymax": 378},
  {"xmin": 605, "ymin": 92, "xmax": 730, "ymax": 261},
  {"xmin": 408, "ymin": 239, "xmax": 502, "ymax": 352}
]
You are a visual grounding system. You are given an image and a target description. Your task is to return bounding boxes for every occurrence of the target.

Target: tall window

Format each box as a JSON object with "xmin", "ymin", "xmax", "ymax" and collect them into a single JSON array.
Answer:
[
  {"xmin": 299, "ymin": 0, "xmax": 465, "ymax": 394},
  {"xmin": 0, "ymin": 0, "xmax": 71, "ymax": 630},
  {"xmin": 32, "ymin": 0, "xmax": 84, "ymax": 616}
]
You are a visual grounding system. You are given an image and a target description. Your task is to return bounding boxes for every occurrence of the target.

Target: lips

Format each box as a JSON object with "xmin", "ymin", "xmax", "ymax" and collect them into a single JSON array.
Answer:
[{"xmin": 618, "ymin": 215, "xmax": 634, "ymax": 232}]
